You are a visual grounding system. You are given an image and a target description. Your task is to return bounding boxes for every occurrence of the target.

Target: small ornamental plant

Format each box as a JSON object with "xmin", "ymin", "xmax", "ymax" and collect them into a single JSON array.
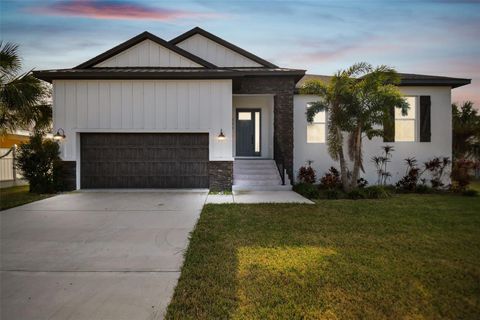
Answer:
[{"xmin": 297, "ymin": 160, "xmax": 316, "ymax": 184}]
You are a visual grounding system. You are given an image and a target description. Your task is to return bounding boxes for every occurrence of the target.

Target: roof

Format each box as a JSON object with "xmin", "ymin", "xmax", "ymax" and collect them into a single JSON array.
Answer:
[
  {"xmin": 170, "ymin": 27, "xmax": 278, "ymax": 68},
  {"xmin": 33, "ymin": 67, "xmax": 306, "ymax": 83},
  {"xmin": 296, "ymin": 73, "xmax": 471, "ymax": 90},
  {"xmin": 396, "ymin": 73, "xmax": 471, "ymax": 88},
  {"xmin": 74, "ymin": 31, "xmax": 216, "ymax": 69}
]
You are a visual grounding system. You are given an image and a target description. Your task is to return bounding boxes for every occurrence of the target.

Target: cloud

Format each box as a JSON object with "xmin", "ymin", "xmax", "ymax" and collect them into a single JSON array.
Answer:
[{"xmin": 27, "ymin": 0, "xmax": 221, "ymax": 21}]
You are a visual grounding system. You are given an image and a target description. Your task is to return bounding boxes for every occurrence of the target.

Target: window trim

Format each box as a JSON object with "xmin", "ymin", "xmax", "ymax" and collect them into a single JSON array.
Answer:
[
  {"xmin": 306, "ymin": 103, "xmax": 326, "ymax": 144},
  {"xmin": 394, "ymin": 96, "xmax": 418, "ymax": 142}
]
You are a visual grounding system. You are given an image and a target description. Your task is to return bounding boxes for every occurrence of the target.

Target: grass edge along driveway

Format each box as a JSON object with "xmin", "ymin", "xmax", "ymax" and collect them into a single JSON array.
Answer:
[{"xmin": 0, "ymin": 185, "xmax": 54, "ymax": 211}]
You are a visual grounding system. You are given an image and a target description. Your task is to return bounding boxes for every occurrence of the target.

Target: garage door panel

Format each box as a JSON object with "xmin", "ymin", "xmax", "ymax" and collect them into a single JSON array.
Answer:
[{"xmin": 81, "ymin": 133, "xmax": 209, "ymax": 188}]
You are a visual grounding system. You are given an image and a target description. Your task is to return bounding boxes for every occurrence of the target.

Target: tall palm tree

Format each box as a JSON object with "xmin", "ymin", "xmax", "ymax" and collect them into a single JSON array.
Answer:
[
  {"xmin": 0, "ymin": 41, "xmax": 51, "ymax": 135},
  {"xmin": 301, "ymin": 63, "xmax": 408, "ymax": 191},
  {"xmin": 452, "ymin": 101, "xmax": 480, "ymax": 160}
]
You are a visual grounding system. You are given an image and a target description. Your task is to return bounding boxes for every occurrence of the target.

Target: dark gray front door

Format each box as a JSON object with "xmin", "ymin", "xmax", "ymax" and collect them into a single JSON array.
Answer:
[
  {"xmin": 80, "ymin": 133, "xmax": 209, "ymax": 188},
  {"xmin": 236, "ymin": 109, "xmax": 261, "ymax": 157}
]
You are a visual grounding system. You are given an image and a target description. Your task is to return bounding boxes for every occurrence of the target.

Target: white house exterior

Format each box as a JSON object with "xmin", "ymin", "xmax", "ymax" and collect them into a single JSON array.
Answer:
[{"xmin": 34, "ymin": 27, "xmax": 470, "ymax": 191}]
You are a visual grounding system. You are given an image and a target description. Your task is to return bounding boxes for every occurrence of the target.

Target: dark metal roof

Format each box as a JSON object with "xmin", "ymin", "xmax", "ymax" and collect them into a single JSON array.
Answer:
[
  {"xmin": 170, "ymin": 27, "xmax": 279, "ymax": 69},
  {"xmin": 33, "ymin": 67, "xmax": 306, "ymax": 83},
  {"xmin": 396, "ymin": 73, "xmax": 471, "ymax": 88},
  {"xmin": 296, "ymin": 73, "xmax": 471, "ymax": 90},
  {"xmin": 74, "ymin": 31, "xmax": 217, "ymax": 69}
]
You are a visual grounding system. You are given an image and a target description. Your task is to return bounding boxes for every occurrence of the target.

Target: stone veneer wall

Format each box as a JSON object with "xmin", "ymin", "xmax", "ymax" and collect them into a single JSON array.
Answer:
[
  {"xmin": 233, "ymin": 76, "xmax": 296, "ymax": 180},
  {"xmin": 60, "ymin": 161, "xmax": 76, "ymax": 191},
  {"xmin": 209, "ymin": 161, "xmax": 233, "ymax": 191}
]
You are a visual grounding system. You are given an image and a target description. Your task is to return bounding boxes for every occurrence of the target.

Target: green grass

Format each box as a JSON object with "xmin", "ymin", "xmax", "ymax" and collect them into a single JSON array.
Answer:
[
  {"xmin": 470, "ymin": 180, "xmax": 480, "ymax": 192},
  {"xmin": 166, "ymin": 193, "xmax": 480, "ymax": 319},
  {"xmin": 0, "ymin": 185, "xmax": 54, "ymax": 210}
]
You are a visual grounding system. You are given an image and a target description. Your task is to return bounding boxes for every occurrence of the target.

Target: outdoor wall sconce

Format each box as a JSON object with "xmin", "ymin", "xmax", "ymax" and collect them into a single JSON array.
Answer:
[
  {"xmin": 53, "ymin": 128, "xmax": 66, "ymax": 141},
  {"xmin": 218, "ymin": 129, "xmax": 226, "ymax": 140}
]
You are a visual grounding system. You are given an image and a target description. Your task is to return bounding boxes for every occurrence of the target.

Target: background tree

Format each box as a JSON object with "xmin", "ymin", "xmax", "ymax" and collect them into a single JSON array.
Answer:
[
  {"xmin": 452, "ymin": 101, "xmax": 480, "ymax": 160},
  {"xmin": 300, "ymin": 62, "xmax": 408, "ymax": 191},
  {"xmin": 0, "ymin": 41, "xmax": 51, "ymax": 135}
]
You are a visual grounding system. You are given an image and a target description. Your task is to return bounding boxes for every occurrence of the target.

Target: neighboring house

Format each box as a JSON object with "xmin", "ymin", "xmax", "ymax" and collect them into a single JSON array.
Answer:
[
  {"xmin": 0, "ymin": 130, "xmax": 30, "ymax": 183},
  {"xmin": 33, "ymin": 27, "xmax": 471, "ymax": 191}
]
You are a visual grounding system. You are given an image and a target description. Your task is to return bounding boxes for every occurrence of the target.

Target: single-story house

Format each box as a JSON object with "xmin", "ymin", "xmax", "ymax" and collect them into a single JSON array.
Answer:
[{"xmin": 33, "ymin": 27, "xmax": 471, "ymax": 191}]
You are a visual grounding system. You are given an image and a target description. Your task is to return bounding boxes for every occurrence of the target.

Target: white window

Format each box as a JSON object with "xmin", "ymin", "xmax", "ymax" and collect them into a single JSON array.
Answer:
[
  {"xmin": 395, "ymin": 97, "xmax": 417, "ymax": 142},
  {"xmin": 307, "ymin": 103, "xmax": 326, "ymax": 143}
]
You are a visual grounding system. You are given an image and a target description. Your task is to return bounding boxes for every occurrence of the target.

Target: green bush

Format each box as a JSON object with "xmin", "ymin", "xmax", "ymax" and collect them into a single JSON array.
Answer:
[
  {"xmin": 16, "ymin": 133, "xmax": 64, "ymax": 193},
  {"xmin": 325, "ymin": 189, "xmax": 340, "ymax": 199},
  {"xmin": 462, "ymin": 189, "xmax": 478, "ymax": 197},
  {"xmin": 363, "ymin": 186, "xmax": 391, "ymax": 199},
  {"xmin": 347, "ymin": 189, "xmax": 365, "ymax": 200},
  {"xmin": 293, "ymin": 183, "xmax": 319, "ymax": 199}
]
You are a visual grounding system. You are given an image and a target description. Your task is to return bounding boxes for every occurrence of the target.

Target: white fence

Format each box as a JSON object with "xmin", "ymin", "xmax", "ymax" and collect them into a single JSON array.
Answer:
[{"xmin": 0, "ymin": 147, "xmax": 22, "ymax": 181}]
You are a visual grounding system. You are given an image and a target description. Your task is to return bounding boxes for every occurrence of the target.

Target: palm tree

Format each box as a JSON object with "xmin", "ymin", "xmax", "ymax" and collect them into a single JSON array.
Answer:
[
  {"xmin": 0, "ymin": 41, "xmax": 51, "ymax": 135},
  {"xmin": 452, "ymin": 101, "xmax": 480, "ymax": 160},
  {"xmin": 301, "ymin": 62, "xmax": 408, "ymax": 191}
]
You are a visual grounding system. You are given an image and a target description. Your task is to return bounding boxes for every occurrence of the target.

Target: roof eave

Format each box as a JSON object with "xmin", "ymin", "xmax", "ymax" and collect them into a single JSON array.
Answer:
[
  {"xmin": 32, "ymin": 69, "xmax": 306, "ymax": 83},
  {"xmin": 399, "ymin": 78, "xmax": 471, "ymax": 88}
]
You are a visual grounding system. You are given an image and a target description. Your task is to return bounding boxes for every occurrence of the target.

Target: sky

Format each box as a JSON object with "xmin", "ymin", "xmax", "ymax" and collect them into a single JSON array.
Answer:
[{"xmin": 1, "ymin": 0, "xmax": 479, "ymax": 106}]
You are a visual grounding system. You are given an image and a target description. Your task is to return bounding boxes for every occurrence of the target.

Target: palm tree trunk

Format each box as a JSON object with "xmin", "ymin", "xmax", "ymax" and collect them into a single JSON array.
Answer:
[
  {"xmin": 336, "ymin": 127, "xmax": 349, "ymax": 191},
  {"xmin": 350, "ymin": 126, "xmax": 362, "ymax": 189}
]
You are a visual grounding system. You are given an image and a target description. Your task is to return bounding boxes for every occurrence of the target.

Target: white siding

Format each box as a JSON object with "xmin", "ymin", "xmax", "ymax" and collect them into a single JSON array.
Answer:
[
  {"xmin": 294, "ymin": 86, "xmax": 452, "ymax": 185},
  {"xmin": 176, "ymin": 34, "xmax": 263, "ymax": 68},
  {"xmin": 53, "ymin": 79, "xmax": 233, "ymax": 187},
  {"xmin": 94, "ymin": 39, "xmax": 203, "ymax": 68}
]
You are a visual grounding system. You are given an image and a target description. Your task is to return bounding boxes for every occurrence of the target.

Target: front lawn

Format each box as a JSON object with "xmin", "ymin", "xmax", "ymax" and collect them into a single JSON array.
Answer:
[
  {"xmin": 0, "ymin": 185, "xmax": 54, "ymax": 210},
  {"xmin": 166, "ymin": 193, "xmax": 480, "ymax": 319}
]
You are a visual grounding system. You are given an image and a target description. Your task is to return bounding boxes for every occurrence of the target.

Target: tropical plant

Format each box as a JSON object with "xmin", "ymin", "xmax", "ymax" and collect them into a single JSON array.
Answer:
[
  {"xmin": 371, "ymin": 145, "xmax": 394, "ymax": 185},
  {"xmin": 396, "ymin": 157, "xmax": 422, "ymax": 192},
  {"xmin": 16, "ymin": 133, "xmax": 64, "ymax": 193},
  {"xmin": 0, "ymin": 41, "xmax": 52, "ymax": 134},
  {"xmin": 301, "ymin": 62, "xmax": 408, "ymax": 191},
  {"xmin": 452, "ymin": 101, "xmax": 480, "ymax": 160},
  {"xmin": 319, "ymin": 167, "xmax": 341, "ymax": 190},
  {"xmin": 297, "ymin": 161, "xmax": 316, "ymax": 184},
  {"xmin": 451, "ymin": 159, "xmax": 478, "ymax": 191},
  {"xmin": 424, "ymin": 157, "xmax": 451, "ymax": 190}
]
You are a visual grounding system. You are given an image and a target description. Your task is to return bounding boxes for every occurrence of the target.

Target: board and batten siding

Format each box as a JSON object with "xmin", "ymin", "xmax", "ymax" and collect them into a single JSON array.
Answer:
[
  {"xmin": 53, "ymin": 79, "xmax": 233, "ymax": 171},
  {"xmin": 94, "ymin": 40, "xmax": 203, "ymax": 68},
  {"xmin": 176, "ymin": 34, "xmax": 263, "ymax": 68},
  {"xmin": 293, "ymin": 86, "xmax": 452, "ymax": 185}
]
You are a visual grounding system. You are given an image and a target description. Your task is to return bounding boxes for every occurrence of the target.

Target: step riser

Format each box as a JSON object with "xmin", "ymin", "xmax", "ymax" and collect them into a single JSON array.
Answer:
[
  {"xmin": 233, "ymin": 185, "xmax": 292, "ymax": 191},
  {"xmin": 234, "ymin": 175, "xmax": 280, "ymax": 180}
]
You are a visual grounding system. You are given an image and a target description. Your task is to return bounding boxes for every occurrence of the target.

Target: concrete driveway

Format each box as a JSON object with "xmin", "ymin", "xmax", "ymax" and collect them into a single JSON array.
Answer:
[{"xmin": 0, "ymin": 190, "xmax": 208, "ymax": 320}]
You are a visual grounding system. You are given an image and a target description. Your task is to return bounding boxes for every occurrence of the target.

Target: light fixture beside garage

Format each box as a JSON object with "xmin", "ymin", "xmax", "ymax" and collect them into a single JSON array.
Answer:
[
  {"xmin": 218, "ymin": 129, "xmax": 226, "ymax": 140},
  {"xmin": 53, "ymin": 128, "xmax": 66, "ymax": 141}
]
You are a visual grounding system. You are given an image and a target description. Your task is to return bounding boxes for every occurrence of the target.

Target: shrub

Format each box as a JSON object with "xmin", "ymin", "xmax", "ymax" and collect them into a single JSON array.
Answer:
[
  {"xmin": 293, "ymin": 183, "xmax": 319, "ymax": 199},
  {"xmin": 346, "ymin": 189, "xmax": 365, "ymax": 200},
  {"xmin": 297, "ymin": 164, "xmax": 316, "ymax": 184},
  {"xmin": 451, "ymin": 159, "xmax": 478, "ymax": 191},
  {"xmin": 319, "ymin": 167, "xmax": 341, "ymax": 189},
  {"xmin": 363, "ymin": 186, "xmax": 391, "ymax": 199},
  {"xmin": 424, "ymin": 157, "xmax": 450, "ymax": 190},
  {"xmin": 16, "ymin": 133, "xmax": 64, "ymax": 193},
  {"xmin": 462, "ymin": 189, "xmax": 478, "ymax": 197},
  {"xmin": 324, "ymin": 189, "xmax": 340, "ymax": 199}
]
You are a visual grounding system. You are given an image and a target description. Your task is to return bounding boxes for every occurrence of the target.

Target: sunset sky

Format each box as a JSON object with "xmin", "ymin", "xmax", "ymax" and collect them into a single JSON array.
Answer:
[{"xmin": 2, "ymin": 0, "xmax": 479, "ymax": 106}]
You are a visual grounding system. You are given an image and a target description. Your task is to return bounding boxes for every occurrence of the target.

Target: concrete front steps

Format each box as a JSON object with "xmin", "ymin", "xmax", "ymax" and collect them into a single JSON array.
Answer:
[{"xmin": 233, "ymin": 159, "xmax": 292, "ymax": 191}]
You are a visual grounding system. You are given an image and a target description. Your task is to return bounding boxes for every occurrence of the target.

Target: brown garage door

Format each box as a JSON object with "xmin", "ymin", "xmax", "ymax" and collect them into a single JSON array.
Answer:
[{"xmin": 81, "ymin": 133, "xmax": 209, "ymax": 188}]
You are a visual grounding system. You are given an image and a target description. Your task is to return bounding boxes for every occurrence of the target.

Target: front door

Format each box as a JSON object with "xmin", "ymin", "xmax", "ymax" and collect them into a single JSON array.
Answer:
[{"xmin": 236, "ymin": 109, "xmax": 261, "ymax": 156}]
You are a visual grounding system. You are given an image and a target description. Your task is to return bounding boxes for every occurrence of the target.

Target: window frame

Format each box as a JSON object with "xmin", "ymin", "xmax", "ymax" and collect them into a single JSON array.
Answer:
[
  {"xmin": 306, "ymin": 103, "xmax": 327, "ymax": 144},
  {"xmin": 394, "ymin": 96, "xmax": 419, "ymax": 143}
]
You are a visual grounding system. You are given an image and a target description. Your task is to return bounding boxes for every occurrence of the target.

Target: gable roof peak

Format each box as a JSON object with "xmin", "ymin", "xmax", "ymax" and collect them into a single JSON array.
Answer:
[
  {"xmin": 170, "ymin": 27, "xmax": 278, "ymax": 68},
  {"xmin": 75, "ymin": 31, "xmax": 217, "ymax": 69}
]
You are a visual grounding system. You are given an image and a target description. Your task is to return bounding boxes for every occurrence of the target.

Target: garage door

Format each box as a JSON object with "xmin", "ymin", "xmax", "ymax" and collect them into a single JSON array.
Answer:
[{"xmin": 81, "ymin": 133, "xmax": 209, "ymax": 188}]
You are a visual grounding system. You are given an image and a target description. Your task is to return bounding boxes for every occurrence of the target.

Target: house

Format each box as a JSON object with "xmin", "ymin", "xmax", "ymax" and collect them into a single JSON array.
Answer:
[{"xmin": 33, "ymin": 27, "xmax": 471, "ymax": 191}]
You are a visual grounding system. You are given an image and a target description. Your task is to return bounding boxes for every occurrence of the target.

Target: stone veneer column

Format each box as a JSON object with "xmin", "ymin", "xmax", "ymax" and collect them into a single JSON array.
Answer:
[
  {"xmin": 209, "ymin": 161, "xmax": 233, "ymax": 191},
  {"xmin": 273, "ymin": 94, "xmax": 294, "ymax": 180}
]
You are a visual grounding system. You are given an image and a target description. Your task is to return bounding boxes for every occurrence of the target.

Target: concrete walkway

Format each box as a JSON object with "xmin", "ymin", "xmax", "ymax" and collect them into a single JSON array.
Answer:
[
  {"xmin": 0, "ymin": 190, "xmax": 208, "ymax": 320},
  {"xmin": 205, "ymin": 191, "xmax": 314, "ymax": 204}
]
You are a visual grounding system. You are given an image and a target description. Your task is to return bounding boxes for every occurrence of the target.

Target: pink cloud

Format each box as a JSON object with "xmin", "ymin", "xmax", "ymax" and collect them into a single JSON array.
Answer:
[{"xmin": 27, "ymin": 0, "xmax": 220, "ymax": 21}]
